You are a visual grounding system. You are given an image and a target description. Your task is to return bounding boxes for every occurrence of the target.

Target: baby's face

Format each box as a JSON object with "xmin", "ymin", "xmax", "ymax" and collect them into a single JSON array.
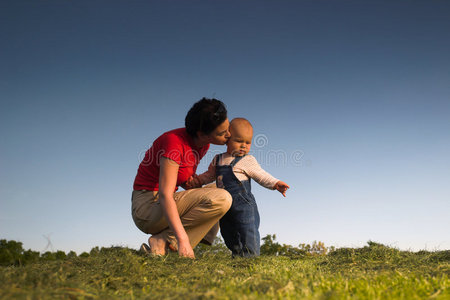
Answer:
[{"xmin": 226, "ymin": 123, "xmax": 253, "ymax": 157}]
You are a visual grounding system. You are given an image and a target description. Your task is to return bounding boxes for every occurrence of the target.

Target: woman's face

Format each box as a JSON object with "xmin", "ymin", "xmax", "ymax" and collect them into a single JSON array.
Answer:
[{"xmin": 207, "ymin": 118, "xmax": 231, "ymax": 145}]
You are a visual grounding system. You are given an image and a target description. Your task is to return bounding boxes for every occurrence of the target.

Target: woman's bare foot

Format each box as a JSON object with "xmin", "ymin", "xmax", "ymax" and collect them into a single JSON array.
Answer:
[{"xmin": 148, "ymin": 235, "xmax": 167, "ymax": 256}]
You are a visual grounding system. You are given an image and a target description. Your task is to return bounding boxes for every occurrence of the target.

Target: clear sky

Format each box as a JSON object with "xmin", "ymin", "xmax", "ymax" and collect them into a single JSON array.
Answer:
[{"xmin": 1, "ymin": 0, "xmax": 449, "ymax": 254}]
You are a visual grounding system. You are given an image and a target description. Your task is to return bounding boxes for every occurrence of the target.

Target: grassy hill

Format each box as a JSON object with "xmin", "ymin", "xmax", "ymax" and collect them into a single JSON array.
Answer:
[{"xmin": 1, "ymin": 237, "xmax": 448, "ymax": 299}]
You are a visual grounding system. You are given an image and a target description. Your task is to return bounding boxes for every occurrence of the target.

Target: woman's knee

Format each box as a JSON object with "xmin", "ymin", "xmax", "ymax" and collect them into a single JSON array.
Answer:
[{"xmin": 208, "ymin": 188, "xmax": 232, "ymax": 213}]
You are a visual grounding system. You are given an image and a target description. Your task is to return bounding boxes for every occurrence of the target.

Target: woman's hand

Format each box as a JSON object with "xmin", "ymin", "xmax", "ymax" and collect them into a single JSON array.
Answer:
[
  {"xmin": 274, "ymin": 180, "xmax": 290, "ymax": 197},
  {"xmin": 182, "ymin": 174, "xmax": 203, "ymax": 190},
  {"xmin": 178, "ymin": 238, "xmax": 195, "ymax": 259}
]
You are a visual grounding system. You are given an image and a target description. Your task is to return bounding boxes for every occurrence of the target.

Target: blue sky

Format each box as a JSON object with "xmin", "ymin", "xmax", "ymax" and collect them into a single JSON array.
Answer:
[{"xmin": 1, "ymin": 0, "xmax": 449, "ymax": 253}]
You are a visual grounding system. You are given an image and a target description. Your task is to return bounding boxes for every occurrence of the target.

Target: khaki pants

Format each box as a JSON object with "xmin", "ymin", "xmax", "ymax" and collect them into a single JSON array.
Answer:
[{"xmin": 131, "ymin": 186, "xmax": 232, "ymax": 249}]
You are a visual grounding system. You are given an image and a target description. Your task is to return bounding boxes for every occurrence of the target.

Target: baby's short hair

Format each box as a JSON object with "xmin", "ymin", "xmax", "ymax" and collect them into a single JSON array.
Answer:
[{"xmin": 230, "ymin": 117, "xmax": 253, "ymax": 129}]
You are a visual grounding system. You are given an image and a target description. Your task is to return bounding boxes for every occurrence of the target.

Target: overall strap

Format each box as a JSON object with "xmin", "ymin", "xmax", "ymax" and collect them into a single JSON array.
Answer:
[
  {"xmin": 214, "ymin": 153, "xmax": 222, "ymax": 166},
  {"xmin": 230, "ymin": 155, "xmax": 246, "ymax": 167},
  {"xmin": 230, "ymin": 155, "xmax": 251, "ymax": 194}
]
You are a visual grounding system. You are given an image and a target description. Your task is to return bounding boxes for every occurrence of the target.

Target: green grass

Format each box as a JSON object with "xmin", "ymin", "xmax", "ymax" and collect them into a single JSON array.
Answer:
[{"xmin": 0, "ymin": 242, "xmax": 448, "ymax": 299}]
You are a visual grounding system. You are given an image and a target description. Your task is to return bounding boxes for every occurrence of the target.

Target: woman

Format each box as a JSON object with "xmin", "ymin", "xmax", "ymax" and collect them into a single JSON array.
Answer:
[{"xmin": 132, "ymin": 98, "xmax": 232, "ymax": 258}]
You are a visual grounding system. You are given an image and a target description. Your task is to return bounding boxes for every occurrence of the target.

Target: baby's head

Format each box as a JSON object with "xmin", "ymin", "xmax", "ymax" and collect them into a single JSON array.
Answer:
[{"xmin": 227, "ymin": 118, "xmax": 253, "ymax": 157}]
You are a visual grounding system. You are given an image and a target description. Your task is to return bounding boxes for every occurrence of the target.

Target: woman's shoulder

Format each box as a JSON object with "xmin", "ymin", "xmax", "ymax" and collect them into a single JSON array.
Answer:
[
  {"xmin": 156, "ymin": 128, "xmax": 186, "ymax": 143},
  {"xmin": 162, "ymin": 128, "xmax": 186, "ymax": 139},
  {"xmin": 149, "ymin": 129, "xmax": 185, "ymax": 155},
  {"xmin": 156, "ymin": 127, "xmax": 209, "ymax": 155}
]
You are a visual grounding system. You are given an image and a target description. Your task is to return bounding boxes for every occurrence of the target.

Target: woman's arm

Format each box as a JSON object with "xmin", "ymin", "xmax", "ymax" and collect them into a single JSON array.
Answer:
[
  {"xmin": 197, "ymin": 155, "xmax": 218, "ymax": 186},
  {"xmin": 159, "ymin": 157, "xmax": 195, "ymax": 258}
]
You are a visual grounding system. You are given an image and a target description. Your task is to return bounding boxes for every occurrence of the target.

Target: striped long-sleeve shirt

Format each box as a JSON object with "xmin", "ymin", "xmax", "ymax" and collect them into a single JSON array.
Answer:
[{"xmin": 198, "ymin": 153, "xmax": 279, "ymax": 190}]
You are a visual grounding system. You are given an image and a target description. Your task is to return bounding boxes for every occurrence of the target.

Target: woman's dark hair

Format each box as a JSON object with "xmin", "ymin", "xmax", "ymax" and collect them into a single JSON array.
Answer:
[{"xmin": 185, "ymin": 98, "xmax": 227, "ymax": 137}]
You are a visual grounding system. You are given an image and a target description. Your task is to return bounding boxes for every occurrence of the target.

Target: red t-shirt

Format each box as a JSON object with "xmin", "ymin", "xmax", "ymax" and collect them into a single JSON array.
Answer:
[{"xmin": 133, "ymin": 128, "xmax": 210, "ymax": 191}]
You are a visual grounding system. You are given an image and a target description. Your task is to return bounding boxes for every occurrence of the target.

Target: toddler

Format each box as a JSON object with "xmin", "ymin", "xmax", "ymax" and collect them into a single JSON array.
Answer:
[{"xmin": 198, "ymin": 118, "xmax": 289, "ymax": 257}]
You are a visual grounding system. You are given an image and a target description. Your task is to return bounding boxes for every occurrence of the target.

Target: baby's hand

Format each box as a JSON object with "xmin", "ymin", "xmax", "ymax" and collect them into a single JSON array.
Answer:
[
  {"xmin": 274, "ymin": 181, "xmax": 290, "ymax": 197},
  {"xmin": 183, "ymin": 174, "xmax": 202, "ymax": 190}
]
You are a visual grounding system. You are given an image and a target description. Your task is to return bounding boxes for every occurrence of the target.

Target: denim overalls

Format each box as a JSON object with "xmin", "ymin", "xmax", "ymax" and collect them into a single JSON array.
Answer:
[{"xmin": 215, "ymin": 154, "xmax": 260, "ymax": 257}]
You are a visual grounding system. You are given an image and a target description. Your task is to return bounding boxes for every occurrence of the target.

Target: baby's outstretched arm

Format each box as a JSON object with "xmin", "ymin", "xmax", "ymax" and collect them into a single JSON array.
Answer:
[{"xmin": 273, "ymin": 180, "xmax": 290, "ymax": 197}]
